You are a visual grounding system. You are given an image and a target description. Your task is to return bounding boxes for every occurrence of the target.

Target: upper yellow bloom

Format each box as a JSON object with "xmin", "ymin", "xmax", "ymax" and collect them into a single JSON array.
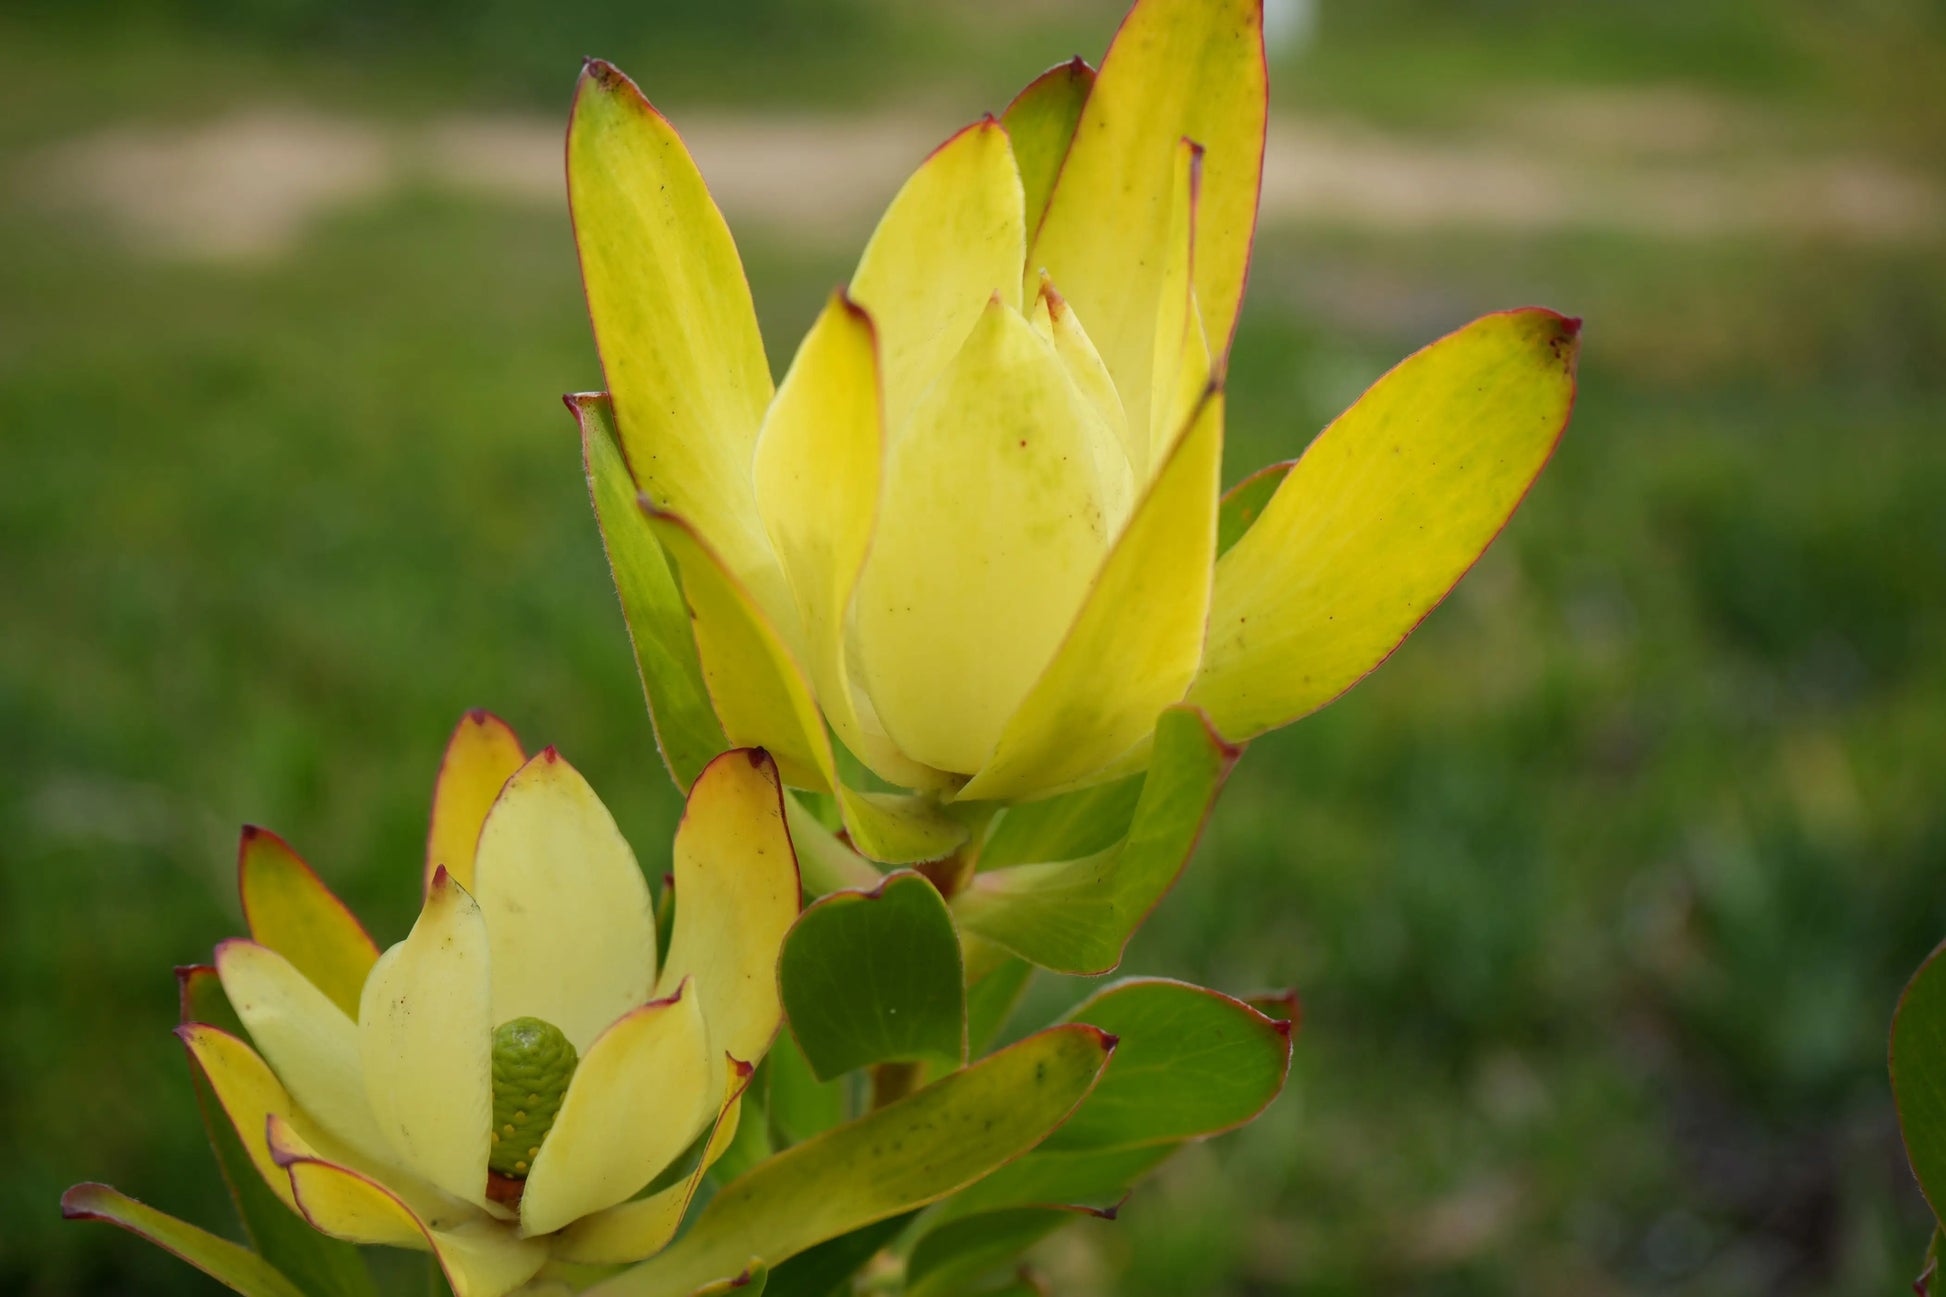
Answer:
[
  {"xmin": 184, "ymin": 713, "xmax": 799, "ymax": 1297},
  {"xmin": 568, "ymin": 0, "xmax": 1579, "ymax": 862}
]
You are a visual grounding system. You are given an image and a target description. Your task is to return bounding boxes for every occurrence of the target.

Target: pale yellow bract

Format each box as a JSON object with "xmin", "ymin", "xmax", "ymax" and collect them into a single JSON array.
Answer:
[
  {"xmin": 568, "ymin": 0, "xmax": 1580, "ymax": 864},
  {"xmin": 189, "ymin": 713, "xmax": 799, "ymax": 1297}
]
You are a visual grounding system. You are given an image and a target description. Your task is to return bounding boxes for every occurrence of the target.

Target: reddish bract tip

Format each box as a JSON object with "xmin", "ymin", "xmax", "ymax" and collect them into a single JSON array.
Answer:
[
  {"xmin": 540, "ymin": 745, "xmax": 562, "ymax": 764},
  {"xmin": 1098, "ymin": 1032, "xmax": 1121, "ymax": 1053},
  {"xmin": 1271, "ymin": 1019, "xmax": 1294, "ymax": 1039},
  {"xmin": 239, "ymin": 824, "xmax": 262, "ymax": 842},
  {"xmin": 59, "ymin": 1184, "xmax": 111, "ymax": 1220},
  {"xmin": 430, "ymin": 863, "xmax": 452, "ymax": 890},
  {"xmin": 1561, "ymin": 315, "xmax": 1584, "ymax": 338},
  {"xmin": 745, "ymin": 747, "xmax": 770, "ymax": 769}
]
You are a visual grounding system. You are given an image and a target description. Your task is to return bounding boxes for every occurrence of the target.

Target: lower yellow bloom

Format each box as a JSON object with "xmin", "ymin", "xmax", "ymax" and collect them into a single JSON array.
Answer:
[{"xmin": 179, "ymin": 713, "xmax": 799, "ymax": 1296}]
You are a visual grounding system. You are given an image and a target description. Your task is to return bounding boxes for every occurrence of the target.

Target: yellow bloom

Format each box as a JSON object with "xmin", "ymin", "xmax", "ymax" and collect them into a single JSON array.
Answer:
[
  {"xmin": 568, "ymin": 0, "xmax": 1579, "ymax": 863},
  {"xmin": 179, "ymin": 714, "xmax": 797, "ymax": 1296}
]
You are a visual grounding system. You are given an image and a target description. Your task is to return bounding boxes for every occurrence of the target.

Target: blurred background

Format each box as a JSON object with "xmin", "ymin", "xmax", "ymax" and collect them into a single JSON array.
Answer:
[{"xmin": 4, "ymin": 0, "xmax": 1944, "ymax": 1293}]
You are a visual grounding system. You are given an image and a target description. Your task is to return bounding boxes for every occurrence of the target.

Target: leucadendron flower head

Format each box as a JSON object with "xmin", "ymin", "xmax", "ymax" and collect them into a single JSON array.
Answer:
[
  {"xmin": 69, "ymin": 713, "xmax": 799, "ymax": 1297},
  {"xmin": 566, "ymin": 0, "xmax": 1579, "ymax": 876}
]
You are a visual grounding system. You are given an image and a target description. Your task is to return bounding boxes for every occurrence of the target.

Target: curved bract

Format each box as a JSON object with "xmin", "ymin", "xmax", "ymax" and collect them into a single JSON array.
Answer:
[{"xmin": 566, "ymin": 0, "xmax": 1578, "ymax": 933}]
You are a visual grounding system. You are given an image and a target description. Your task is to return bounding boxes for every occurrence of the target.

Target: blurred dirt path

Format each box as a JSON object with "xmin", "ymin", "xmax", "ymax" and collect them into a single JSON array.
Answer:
[{"xmin": 26, "ymin": 94, "xmax": 1943, "ymax": 261}]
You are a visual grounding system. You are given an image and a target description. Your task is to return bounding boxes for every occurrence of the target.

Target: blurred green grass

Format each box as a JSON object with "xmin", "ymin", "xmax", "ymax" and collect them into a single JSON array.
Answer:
[{"xmin": 3, "ymin": 2, "xmax": 1945, "ymax": 1294}]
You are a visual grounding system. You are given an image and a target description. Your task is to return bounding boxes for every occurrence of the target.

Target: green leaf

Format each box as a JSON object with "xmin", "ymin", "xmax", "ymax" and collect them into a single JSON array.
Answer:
[
  {"xmin": 926, "ymin": 1144, "xmax": 1174, "ymax": 1227},
  {"xmin": 976, "ymin": 778, "xmax": 1142, "ymax": 874},
  {"xmin": 1893, "ymin": 938, "xmax": 1946, "ymax": 1225},
  {"xmin": 61, "ymin": 1183, "xmax": 310, "ymax": 1297},
  {"xmin": 906, "ymin": 1209, "xmax": 1070, "ymax": 1297},
  {"xmin": 766, "ymin": 1026, "xmax": 850, "ymax": 1148},
  {"xmin": 780, "ymin": 871, "xmax": 967, "ymax": 1081},
  {"xmin": 571, "ymin": 391, "xmax": 728, "ymax": 793},
  {"xmin": 965, "ymin": 951, "xmax": 1034, "ymax": 1057},
  {"xmin": 1048, "ymin": 979, "xmax": 1291, "ymax": 1152},
  {"xmin": 1001, "ymin": 57, "xmax": 1095, "ymax": 248},
  {"xmin": 762, "ymin": 1213, "xmax": 913, "ymax": 1297},
  {"xmin": 589, "ymin": 1025, "xmax": 1116, "ymax": 1297},
  {"xmin": 952, "ymin": 707, "xmax": 1240, "ymax": 974},
  {"xmin": 1216, "ymin": 461, "xmax": 1291, "ymax": 558},
  {"xmin": 177, "ymin": 968, "xmax": 376, "ymax": 1297}
]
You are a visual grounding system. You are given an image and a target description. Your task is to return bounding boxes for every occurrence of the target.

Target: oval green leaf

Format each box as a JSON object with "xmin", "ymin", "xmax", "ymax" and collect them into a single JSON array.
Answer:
[
  {"xmin": 781, "ymin": 871, "xmax": 967, "ymax": 1081},
  {"xmin": 1047, "ymin": 978, "xmax": 1291, "ymax": 1152},
  {"xmin": 1894, "ymin": 938, "xmax": 1946, "ymax": 1225}
]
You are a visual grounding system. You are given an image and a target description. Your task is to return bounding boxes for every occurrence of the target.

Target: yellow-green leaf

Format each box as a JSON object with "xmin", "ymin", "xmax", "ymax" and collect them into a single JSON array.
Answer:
[
  {"xmin": 643, "ymin": 507, "xmax": 834, "ymax": 794},
  {"xmin": 587, "ymin": 1026, "xmax": 1116, "ymax": 1297},
  {"xmin": 953, "ymin": 706, "xmax": 1238, "ymax": 974},
  {"xmin": 61, "ymin": 1183, "xmax": 309, "ymax": 1297},
  {"xmin": 926, "ymin": 1143, "xmax": 1175, "ymax": 1226},
  {"xmin": 573, "ymin": 392, "xmax": 727, "ymax": 793},
  {"xmin": 976, "ymin": 780, "xmax": 1141, "ymax": 875},
  {"xmin": 1190, "ymin": 308, "xmax": 1580, "ymax": 742}
]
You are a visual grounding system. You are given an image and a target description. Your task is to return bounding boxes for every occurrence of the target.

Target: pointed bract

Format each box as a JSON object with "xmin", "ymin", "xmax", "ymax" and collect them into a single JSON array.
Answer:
[
  {"xmin": 655, "ymin": 750, "xmax": 801, "ymax": 1067},
  {"xmin": 359, "ymin": 868, "xmax": 494, "ymax": 1209},
  {"xmin": 425, "ymin": 710, "xmax": 526, "ymax": 896},
  {"xmin": 471, "ymin": 748, "xmax": 658, "ymax": 1053},
  {"xmin": 238, "ymin": 826, "xmax": 378, "ymax": 1019},
  {"xmin": 569, "ymin": 59, "xmax": 787, "ymax": 623}
]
